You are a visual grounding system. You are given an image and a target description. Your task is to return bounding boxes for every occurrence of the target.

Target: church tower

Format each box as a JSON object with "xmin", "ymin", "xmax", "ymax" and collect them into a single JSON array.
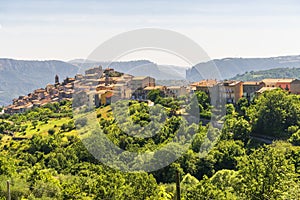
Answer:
[
  {"xmin": 55, "ymin": 75, "xmax": 59, "ymax": 86},
  {"xmin": 105, "ymin": 70, "xmax": 109, "ymax": 86}
]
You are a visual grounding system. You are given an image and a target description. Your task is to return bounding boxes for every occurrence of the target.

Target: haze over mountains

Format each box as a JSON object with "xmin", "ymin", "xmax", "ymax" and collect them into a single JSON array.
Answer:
[
  {"xmin": 0, "ymin": 59, "xmax": 186, "ymax": 105},
  {"xmin": 0, "ymin": 59, "xmax": 78, "ymax": 106},
  {"xmin": 69, "ymin": 59, "xmax": 187, "ymax": 80},
  {"xmin": 2, "ymin": 55, "xmax": 300, "ymax": 106},
  {"xmin": 186, "ymin": 55, "xmax": 300, "ymax": 81}
]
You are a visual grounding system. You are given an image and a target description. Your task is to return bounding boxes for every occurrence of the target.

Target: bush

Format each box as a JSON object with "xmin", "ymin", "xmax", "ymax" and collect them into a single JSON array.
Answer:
[
  {"xmin": 289, "ymin": 130, "xmax": 300, "ymax": 146},
  {"xmin": 48, "ymin": 129, "xmax": 55, "ymax": 135}
]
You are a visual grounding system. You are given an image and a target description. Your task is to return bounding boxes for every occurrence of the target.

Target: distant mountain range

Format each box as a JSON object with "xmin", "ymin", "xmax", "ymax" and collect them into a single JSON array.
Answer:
[
  {"xmin": 0, "ymin": 59, "xmax": 78, "ymax": 106},
  {"xmin": 186, "ymin": 55, "xmax": 300, "ymax": 81},
  {"xmin": 231, "ymin": 67, "xmax": 300, "ymax": 81},
  {"xmin": 0, "ymin": 59, "xmax": 186, "ymax": 106},
  {"xmin": 69, "ymin": 59, "xmax": 187, "ymax": 80},
  {"xmin": 2, "ymin": 55, "xmax": 300, "ymax": 106}
]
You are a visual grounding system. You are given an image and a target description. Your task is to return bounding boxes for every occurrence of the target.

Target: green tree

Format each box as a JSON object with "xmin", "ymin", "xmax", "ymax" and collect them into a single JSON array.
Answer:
[
  {"xmin": 237, "ymin": 144, "xmax": 298, "ymax": 199},
  {"xmin": 232, "ymin": 118, "xmax": 251, "ymax": 142},
  {"xmin": 147, "ymin": 89, "xmax": 164, "ymax": 103},
  {"xmin": 184, "ymin": 175, "xmax": 238, "ymax": 200},
  {"xmin": 48, "ymin": 128, "xmax": 55, "ymax": 135},
  {"xmin": 289, "ymin": 129, "xmax": 300, "ymax": 146},
  {"xmin": 247, "ymin": 89, "xmax": 300, "ymax": 137},
  {"xmin": 236, "ymin": 97, "xmax": 249, "ymax": 117}
]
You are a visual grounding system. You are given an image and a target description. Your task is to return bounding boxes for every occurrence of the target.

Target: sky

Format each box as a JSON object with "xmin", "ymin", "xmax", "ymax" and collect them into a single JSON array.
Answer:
[{"xmin": 1, "ymin": 0, "xmax": 300, "ymax": 65}]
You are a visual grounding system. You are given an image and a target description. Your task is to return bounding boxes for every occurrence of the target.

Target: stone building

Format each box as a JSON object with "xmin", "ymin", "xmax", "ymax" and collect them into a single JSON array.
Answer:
[{"xmin": 243, "ymin": 81, "xmax": 265, "ymax": 101}]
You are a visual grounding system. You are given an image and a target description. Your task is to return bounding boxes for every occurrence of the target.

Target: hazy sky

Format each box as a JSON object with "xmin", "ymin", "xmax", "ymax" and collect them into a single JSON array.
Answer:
[{"xmin": 1, "ymin": 0, "xmax": 300, "ymax": 65}]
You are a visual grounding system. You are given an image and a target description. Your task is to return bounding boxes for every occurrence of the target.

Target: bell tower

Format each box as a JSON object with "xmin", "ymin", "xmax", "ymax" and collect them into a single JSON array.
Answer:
[
  {"xmin": 105, "ymin": 69, "xmax": 109, "ymax": 86},
  {"xmin": 55, "ymin": 75, "xmax": 59, "ymax": 86}
]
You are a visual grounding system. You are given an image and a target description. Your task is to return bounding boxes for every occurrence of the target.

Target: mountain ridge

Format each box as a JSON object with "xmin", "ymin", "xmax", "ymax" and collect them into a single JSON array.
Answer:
[
  {"xmin": 2, "ymin": 54, "xmax": 300, "ymax": 106},
  {"xmin": 0, "ymin": 59, "xmax": 185, "ymax": 106},
  {"xmin": 186, "ymin": 55, "xmax": 300, "ymax": 81},
  {"xmin": 230, "ymin": 67, "xmax": 300, "ymax": 81}
]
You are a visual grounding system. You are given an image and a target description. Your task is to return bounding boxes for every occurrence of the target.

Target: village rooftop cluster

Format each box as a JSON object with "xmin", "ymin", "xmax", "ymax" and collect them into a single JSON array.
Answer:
[{"xmin": 3, "ymin": 65, "xmax": 300, "ymax": 114}]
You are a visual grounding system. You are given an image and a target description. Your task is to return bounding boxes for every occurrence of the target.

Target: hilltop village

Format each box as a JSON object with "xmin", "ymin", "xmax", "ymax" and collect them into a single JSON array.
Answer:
[{"xmin": 3, "ymin": 65, "xmax": 300, "ymax": 114}]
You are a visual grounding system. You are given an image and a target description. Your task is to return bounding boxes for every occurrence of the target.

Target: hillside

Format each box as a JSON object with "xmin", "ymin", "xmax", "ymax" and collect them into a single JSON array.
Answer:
[
  {"xmin": 186, "ymin": 55, "xmax": 300, "ymax": 81},
  {"xmin": 231, "ymin": 67, "xmax": 300, "ymax": 81},
  {"xmin": 1, "ymin": 90, "xmax": 300, "ymax": 199}
]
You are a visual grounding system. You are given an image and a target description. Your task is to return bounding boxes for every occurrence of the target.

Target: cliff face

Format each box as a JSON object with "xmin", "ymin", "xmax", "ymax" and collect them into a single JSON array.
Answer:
[{"xmin": 0, "ymin": 59, "xmax": 78, "ymax": 105}]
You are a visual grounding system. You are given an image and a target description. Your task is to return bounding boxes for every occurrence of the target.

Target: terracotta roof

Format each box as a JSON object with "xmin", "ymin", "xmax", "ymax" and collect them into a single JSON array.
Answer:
[
  {"xmin": 263, "ymin": 78, "xmax": 295, "ymax": 83},
  {"xmin": 106, "ymin": 93, "xmax": 114, "ymax": 98},
  {"xmin": 144, "ymin": 86, "xmax": 165, "ymax": 90},
  {"xmin": 222, "ymin": 80, "xmax": 242, "ymax": 86},
  {"xmin": 191, "ymin": 80, "xmax": 218, "ymax": 87},
  {"xmin": 132, "ymin": 76, "xmax": 148, "ymax": 81},
  {"xmin": 243, "ymin": 81, "xmax": 262, "ymax": 85},
  {"xmin": 167, "ymin": 86, "xmax": 184, "ymax": 89},
  {"xmin": 256, "ymin": 87, "xmax": 278, "ymax": 93}
]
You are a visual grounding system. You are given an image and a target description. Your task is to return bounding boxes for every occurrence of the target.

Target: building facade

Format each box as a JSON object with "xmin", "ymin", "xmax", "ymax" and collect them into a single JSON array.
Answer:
[
  {"xmin": 243, "ymin": 81, "xmax": 265, "ymax": 101},
  {"xmin": 218, "ymin": 81, "xmax": 243, "ymax": 104}
]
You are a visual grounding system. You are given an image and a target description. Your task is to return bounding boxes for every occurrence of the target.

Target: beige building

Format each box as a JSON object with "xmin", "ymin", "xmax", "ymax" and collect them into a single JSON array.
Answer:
[
  {"xmin": 218, "ymin": 81, "xmax": 243, "ymax": 104},
  {"xmin": 113, "ymin": 83, "xmax": 132, "ymax": 99},
  {"xmin": 130, "ymin": 76, "xmax": 155, "ymax": 90},
  {"xmin": 167, "ymin": 86, "xmax": 188, "ymax": 98},
  {"xmin": 85, "ymin": 66, "xmax": 103, "ymax": 76},
  {"xmin": 191, "ymin": 79, "xmax": 218, "ymax": 94}
]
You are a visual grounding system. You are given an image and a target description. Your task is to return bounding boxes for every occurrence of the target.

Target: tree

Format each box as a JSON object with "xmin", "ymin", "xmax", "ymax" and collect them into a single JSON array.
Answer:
[
  {"xmin": 48, "ymin": 128, "xmax": 55, "ymax": 135},
  {"xmin": 184, "ymin": 175, "xmax": 238, "ymax": 200},
  {"xmin": 209, "ymin": 140, "xmax": 245, "ymax": 172},
  {"xmin": 32, "ymin": 120, "xmax": 38, "ymax": 129},
  {"xmin": 233, "ymin": 118, "xmax": 251, "ymax": 142},
  {"xmin": 236, "ymin": 97, "xmax": 248, "ymax": 117},
  {"xmin": 0, "ymin": 154, "xmax": 15, "ymax": 176},
  {"xmin": 247, "ymin": 89, "xmax": 300, "ymax": 137},
  {"xmin": 237, "ymin": 143, "xmax": 298, "ymax": 199},
  {"xmin": 194, "ymin": 91, "xmax": 210, "ymax": 110},
  {"xmin": 226, "ymin": 104, "xmax": 235, "ymax": 116},
  {"xmin": 289, "ymin": 129, "xmax": 300, "ymax": 146},
  {"xmin": 147, "ymin": 89, "xmax": 164, "ymax": 103}
]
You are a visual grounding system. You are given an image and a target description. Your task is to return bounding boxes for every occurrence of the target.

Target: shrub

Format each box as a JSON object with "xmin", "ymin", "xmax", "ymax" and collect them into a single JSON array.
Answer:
[{"xmin": 48, "ymin": 129, "xmax": 55, "ymax": 135}]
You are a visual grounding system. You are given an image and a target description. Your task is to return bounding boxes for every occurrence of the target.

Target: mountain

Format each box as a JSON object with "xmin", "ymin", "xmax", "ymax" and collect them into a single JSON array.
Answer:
[
  {"xmin": 69, "ymin": 60, "xmax": 187, "ymax": 80},
  {"xmin": 0, "ymin": 59, "xmax": 186, "ymax": 106},
  {"xmin": 4, "ymin": 55, "xmax": 300, "ymax": 106},
  {"xmin": 0, "ymin": 59, "xmax": 79, "ymax": 106},
  {"xmin": 186, "ymin": 55, "xmax": 300, "ymax": 81},
  {"xmin": 231, "ymin": 67, "xmax": 300, "ymax": 81}
]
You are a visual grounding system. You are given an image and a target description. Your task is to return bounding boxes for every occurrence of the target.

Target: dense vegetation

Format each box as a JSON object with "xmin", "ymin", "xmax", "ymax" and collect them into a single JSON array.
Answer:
[
  {"xmin": 231, "ymin": 67, "xmax": 300, "ymax": 81},
  {"xmin": 1, "ymin": 90, "xmax": 300, "ymax": 199}
]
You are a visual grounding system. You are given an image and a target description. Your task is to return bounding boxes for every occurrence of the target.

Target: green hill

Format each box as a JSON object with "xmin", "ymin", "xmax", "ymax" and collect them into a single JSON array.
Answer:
[
  {"xmin": 1, "ymin": 90, "xmax": 300, "ymax": 199},
  {"xmin": 231, "ymin": 67, "xmax": 300, "ymax": 81},
  {"xmin": 186, "ymin": 55, "xmax": 300, "ymax": 81}
]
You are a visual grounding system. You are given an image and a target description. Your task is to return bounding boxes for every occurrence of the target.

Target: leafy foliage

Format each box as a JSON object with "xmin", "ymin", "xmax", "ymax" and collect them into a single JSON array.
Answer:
[{"xmin": 1, "ymin": 90, "xmax": 300, "ymax": 199}]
